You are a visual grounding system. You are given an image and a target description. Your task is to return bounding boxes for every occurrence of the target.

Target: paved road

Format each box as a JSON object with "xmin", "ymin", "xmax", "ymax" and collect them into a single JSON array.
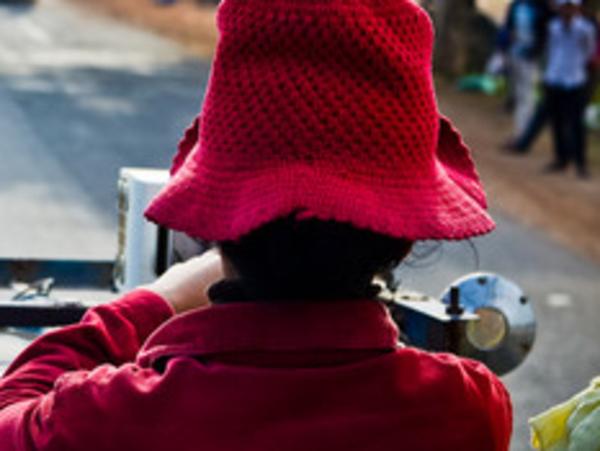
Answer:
[
  {"xmin": 1, "ymin": 1, "xmax": 599, "ymax": 449},
  {"xmin": 0, "ymin": 0, "xmax": 209, "ymax": 258}
]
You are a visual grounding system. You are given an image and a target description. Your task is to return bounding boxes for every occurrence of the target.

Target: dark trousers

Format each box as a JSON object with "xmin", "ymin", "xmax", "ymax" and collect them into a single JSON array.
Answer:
[{"xmin": 545, "ymin": 85, "xmax": 588, "ymax": 171}]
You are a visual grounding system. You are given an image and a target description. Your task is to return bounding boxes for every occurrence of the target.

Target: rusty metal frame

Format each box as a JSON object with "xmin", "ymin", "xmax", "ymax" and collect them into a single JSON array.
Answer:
[
  {"xmin": 0, "ymin": 259, "xmax": 115, "ymax": 290},
  {"xmin": 0, "ymin": 259, "xmax": 114, "ymax": 327}
]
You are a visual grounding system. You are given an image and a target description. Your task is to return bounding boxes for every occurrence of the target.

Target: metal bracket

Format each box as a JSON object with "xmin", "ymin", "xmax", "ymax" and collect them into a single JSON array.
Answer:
[{"xmin": 0, "ymin": 299, "xmax": 88, "ymax": 328}]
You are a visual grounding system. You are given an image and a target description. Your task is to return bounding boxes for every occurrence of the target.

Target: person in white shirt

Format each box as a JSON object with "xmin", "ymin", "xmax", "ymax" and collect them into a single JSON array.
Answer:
[
  {"xmin": 544, "ymin": 0, "xmax": 597, "ymax": 178},
  {"xmin": 504, "ymin": 0, "xmax": 550, "ymax": 142}
]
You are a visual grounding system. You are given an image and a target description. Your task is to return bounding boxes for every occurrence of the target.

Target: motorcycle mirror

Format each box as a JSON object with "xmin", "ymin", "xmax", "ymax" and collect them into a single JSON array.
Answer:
[{"xmin": 440, "ymin": 273, "xmax": 536, "ymax": 376}]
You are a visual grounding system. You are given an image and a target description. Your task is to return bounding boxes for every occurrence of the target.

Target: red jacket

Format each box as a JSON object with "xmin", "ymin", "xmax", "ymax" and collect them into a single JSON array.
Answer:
[{"xmin": 0, "ymin": 290, "xmax": 512, "ymax": 450}]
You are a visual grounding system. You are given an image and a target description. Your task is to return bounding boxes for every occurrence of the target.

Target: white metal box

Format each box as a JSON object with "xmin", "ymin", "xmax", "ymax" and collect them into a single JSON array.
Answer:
[{"xmin": 114, "ymin": 168, "xmax": 169, "ymax": 292}]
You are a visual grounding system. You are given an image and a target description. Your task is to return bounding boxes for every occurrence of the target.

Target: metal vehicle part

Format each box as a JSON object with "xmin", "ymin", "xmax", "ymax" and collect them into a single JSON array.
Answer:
[
  {"xmin": 115, "ymin": 168, "xmax": 170, "ymax": 291},
  {"xmin": 440, "ymin": 273, "xmax": 535, "ymax": 375},
  {"xmin": 380, "ymin": 272, "xmax": 535, "ymax": 375},
  {"xmin": 114, "ymin": 168, "xmax": 207, "ymax": 291}
]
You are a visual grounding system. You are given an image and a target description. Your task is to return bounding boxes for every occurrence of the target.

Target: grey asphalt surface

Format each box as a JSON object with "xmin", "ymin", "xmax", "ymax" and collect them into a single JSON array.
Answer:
[{"xmin": 0, "ymin": 1, "xmax": 599, "ymax": 449}]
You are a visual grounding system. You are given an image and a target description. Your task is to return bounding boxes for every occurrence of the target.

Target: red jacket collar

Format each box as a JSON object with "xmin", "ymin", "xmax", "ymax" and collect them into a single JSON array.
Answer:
[{"xmin": 137, "ymin": 300, "xmax": 399, "ymax": 368}]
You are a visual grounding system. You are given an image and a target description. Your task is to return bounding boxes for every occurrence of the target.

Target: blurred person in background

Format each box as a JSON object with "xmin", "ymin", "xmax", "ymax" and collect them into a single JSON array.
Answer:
[
  {"xmin": 543, "ymin": 0, "xmax": 597, "ymax": 178},
  {"xmin": 507, "ymin": 1, "xmax": 600, "ymax": 158},
  {"xmin": 502, "ymin": 0, "xmax": 551, "ymax": 144},
  {"xmin": 0, "ymin": 0, "xmax": 512, "ymax": 450}
]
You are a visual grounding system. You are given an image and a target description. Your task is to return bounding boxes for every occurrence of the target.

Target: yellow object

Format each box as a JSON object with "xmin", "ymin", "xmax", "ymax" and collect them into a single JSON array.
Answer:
[{"xmin": 529, "ymin": 378, "xmax": 600, "ymax": 451}]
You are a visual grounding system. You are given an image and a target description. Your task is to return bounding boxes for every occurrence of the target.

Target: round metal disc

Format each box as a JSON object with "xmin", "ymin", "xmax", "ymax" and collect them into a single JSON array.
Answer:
[{"xmin": 440, "ymin": 272, "xmax": 536, "ymax": 375}]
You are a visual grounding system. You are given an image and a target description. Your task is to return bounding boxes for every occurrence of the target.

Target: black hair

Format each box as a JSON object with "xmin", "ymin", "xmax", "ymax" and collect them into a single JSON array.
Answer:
[{"xmin": 213, "ymin": 215, "xmax": 413, "ymax": 302}]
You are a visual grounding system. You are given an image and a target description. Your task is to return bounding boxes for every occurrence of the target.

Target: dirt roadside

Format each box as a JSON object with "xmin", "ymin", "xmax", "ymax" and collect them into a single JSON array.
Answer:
[
  {"xmin": 439, "ymin": 90, "xmax": 600, "ymax": 263},
  {"xmin": 71, "ymin": 0, "xmax": 218, "ymax": 57},
  {"xmin": 71, "ymin": 0, "xmax": 600, "ymax": 263}
]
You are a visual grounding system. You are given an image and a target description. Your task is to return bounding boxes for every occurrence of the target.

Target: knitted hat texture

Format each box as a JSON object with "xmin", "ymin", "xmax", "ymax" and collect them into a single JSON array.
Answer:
[{"xmin": 145, "ymin": 0, "xmax": 495, "ymax": 241}]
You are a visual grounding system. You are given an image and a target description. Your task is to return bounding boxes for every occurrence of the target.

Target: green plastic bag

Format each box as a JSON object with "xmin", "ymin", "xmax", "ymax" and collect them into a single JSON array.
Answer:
[{"xmin": 530, "ymin": 378, "xmax": 600, "ymax": 451}]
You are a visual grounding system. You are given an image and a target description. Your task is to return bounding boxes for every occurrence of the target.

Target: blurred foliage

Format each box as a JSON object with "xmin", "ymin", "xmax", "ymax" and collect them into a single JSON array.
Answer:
[
  {"xmin": 426, "ymin": 0, "xmax": 499, "ymax": 77},
  {"xmin": 457, "ymin": 74, "xmax": 505, "ymax": 95}
]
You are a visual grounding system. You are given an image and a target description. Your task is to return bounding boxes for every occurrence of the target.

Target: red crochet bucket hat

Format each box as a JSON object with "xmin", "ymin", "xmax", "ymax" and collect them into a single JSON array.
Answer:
[{"xmin": 145, "ymin": 0, "xmax": 495, "ymax": 241}]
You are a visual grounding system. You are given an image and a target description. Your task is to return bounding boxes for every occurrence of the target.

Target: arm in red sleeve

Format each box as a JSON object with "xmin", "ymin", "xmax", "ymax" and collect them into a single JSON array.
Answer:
[
  {"xmin": 0, "ymin": 288, "xmax": 173, "ymax": 410},
  {"xmin": 422, "ymin": 351, "xmax": 513, "ymax": 450},
  {"xmin": 461, "ymin": 358, "xmax": 513, "ymax": 451}
]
